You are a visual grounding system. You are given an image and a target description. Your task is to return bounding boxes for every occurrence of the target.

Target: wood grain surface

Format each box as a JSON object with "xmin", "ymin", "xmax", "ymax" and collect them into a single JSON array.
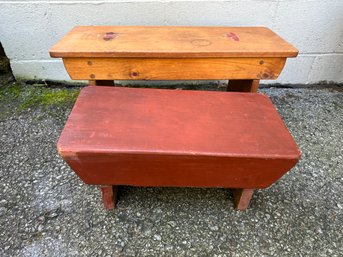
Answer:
[
  {"xmin": 63, "ymin": 57, "xmax": 286, "ymax": 80},
  {"xmin": 50, "ymin": 26, "xmax": 298, "ymax": 58}
]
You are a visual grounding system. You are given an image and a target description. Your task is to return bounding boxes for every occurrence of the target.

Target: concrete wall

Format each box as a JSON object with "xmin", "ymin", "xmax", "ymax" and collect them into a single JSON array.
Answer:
[{"xmin": 0, "ymin": 0, "xmax": 342, "ymax": 84}]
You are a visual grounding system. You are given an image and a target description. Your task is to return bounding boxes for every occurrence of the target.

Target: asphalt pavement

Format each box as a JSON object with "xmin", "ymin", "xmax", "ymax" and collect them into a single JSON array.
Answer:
[{"xmin": 0, "ymin": 84, "xmax": 342, "ymax": 256}]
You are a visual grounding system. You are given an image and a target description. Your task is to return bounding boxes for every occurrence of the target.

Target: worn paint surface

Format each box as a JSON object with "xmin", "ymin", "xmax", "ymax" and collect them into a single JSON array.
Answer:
[{"xmin": 58, "ymin": 86, "xmax": 301, "ymax": 189}]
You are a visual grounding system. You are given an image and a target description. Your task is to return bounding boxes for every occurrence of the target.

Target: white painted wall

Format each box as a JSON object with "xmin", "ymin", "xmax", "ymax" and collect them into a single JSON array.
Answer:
[{"xmin": 0, "ymin": 0, "xmax": 342, "ymax": 84}]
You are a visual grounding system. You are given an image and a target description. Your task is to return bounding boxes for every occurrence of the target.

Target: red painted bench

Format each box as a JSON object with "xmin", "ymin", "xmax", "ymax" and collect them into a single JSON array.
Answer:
[{"xmin": 57, "ymin": 86, "xmax": 301, "ymax": 210}]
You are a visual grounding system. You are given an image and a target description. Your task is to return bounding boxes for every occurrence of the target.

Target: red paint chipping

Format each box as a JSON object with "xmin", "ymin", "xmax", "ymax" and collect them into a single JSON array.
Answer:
[
  {"xmin": 103, "ymin": 32, "xmax": 117, "ymax": 41},
  {"xmin": 227, "ymin": 32, "xmax": 240, "ymax": 41}
]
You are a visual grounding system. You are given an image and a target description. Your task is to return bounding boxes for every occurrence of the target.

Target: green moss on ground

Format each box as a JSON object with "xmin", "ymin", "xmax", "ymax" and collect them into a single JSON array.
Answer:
[
  {"xmin": 18, "ymin": 84, "xmax": 80, "ymax": 110},
  {"xmin": 0, "ymin": 83, "xmax": 81, "ymax": 118}
]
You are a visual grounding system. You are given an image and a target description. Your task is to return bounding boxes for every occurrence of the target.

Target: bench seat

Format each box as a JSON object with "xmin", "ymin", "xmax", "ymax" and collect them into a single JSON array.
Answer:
[
  {"xmin": 57, "ymin": 86, "xmax": 300, "ymax": 210},
  {"xmin": 49, "ymin": 26, "xmax": 298, "ymax": 91}
]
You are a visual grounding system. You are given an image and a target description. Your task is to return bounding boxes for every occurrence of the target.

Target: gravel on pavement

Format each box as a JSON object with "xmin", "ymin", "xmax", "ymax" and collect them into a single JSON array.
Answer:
[{"xmin": 0, "ymin": 83, "xmax": 342, "ymax": 256}]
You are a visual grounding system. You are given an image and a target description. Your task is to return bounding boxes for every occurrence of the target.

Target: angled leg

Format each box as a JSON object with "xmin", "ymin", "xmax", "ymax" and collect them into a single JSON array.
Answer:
[
  {"xmin": 232, "ymin": 189, "xmax": 254, "ymax": 211},
  {"xmin": 227, "ymin": 79, "xmax": 259, "ymax": 92},
  {"xmin": 89, "ymin": 80, "xmax": 115, "ymax": 86},
  {"xmin": 100, "ymin": 186, "xmax": 118, "ymax": 210}
]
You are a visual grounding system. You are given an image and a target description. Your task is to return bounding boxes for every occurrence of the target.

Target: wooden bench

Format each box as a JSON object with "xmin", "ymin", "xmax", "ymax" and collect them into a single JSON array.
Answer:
[
  {"xmin": 50, "ymin": 26, "xmax": 298, "ymax": 91},
  {"xmin": 57, "ymin": 87, "xmax": 300, "ymax": 210},
  {"xmin": 50, "ymin": 26, "xmax": 300, "ymax": 210}
]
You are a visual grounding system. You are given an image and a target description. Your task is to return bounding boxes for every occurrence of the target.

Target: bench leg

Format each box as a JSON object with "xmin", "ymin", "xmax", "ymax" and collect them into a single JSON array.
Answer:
[
  {"xmin": 89, "ymin": 80, "xmax": 115, "ymax": 86},
  {"xmin": 227, "ymin": 79, "xmax": 259, "ymax": 92},
  {"xmin": 100, "ymin": 186, "xmax": 118, "ymax": 210},
  {"xmin": 232, "ymin": 189, "xmax": 254, "ymax": 211}
]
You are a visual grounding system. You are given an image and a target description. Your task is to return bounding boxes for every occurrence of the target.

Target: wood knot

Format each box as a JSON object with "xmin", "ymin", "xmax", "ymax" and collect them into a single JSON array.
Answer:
[
  {"xmin": 130, "ymin": 71, "xmax": 139, "ymax": 77},
  {"xmin": 226, "ymin": 32, "xmax": 240, "ymax": 41},
  {"xmin": 103, "ymin": 32, "xmax": 117, "ymax": 41},
  {"xmin": 258, "ymin": 71, "xmax": 273, "ymax": 79}
]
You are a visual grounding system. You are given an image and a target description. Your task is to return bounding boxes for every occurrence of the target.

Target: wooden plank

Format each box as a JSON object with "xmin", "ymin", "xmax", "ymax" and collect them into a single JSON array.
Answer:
[
  {"xmin": 232, "ymin": 189, "xmax": 254, "ymax": 211},
  {"xmin": 227, "ymin": 80, "xmax": 260, "ymax": 92},
  {"xmin": 101, "ymin": 186, "xmax": 118, "ymax": 210},
  {"xmin": 50, "ymin": 26, "xmax": 298, "ymax": 58},
  {"xmin": 63, "ymin": 153, "xmax": 299, "ymax": 189},
  {"xmin": 63, "ymin": 57, "xmax": 286, "ymax": 80},
  {"xmin": 58, "ymin": 87, "xmax": 301, "ymax": 189}
]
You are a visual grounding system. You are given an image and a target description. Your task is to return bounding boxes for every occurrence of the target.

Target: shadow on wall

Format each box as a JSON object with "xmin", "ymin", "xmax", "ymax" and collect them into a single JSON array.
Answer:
[{"xmin": 0, "ymin": 42, "xmax": 15, "ymax": 85}]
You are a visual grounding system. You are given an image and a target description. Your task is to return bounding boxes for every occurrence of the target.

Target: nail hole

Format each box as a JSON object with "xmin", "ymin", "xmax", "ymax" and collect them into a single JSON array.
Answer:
[{"xmin": 90, "ymin": 74, "xmax": 95, "ymax": 79}]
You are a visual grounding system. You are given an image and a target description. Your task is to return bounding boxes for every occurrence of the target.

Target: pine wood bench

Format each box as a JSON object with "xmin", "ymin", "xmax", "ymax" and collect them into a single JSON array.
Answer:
[
  {"xmin": 50, "ymin": 26, "xmax": 298, "ymax": 92},
  {"xmin": 50, "ymin": 26, "xmax": 300, "ymax": 210}
]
